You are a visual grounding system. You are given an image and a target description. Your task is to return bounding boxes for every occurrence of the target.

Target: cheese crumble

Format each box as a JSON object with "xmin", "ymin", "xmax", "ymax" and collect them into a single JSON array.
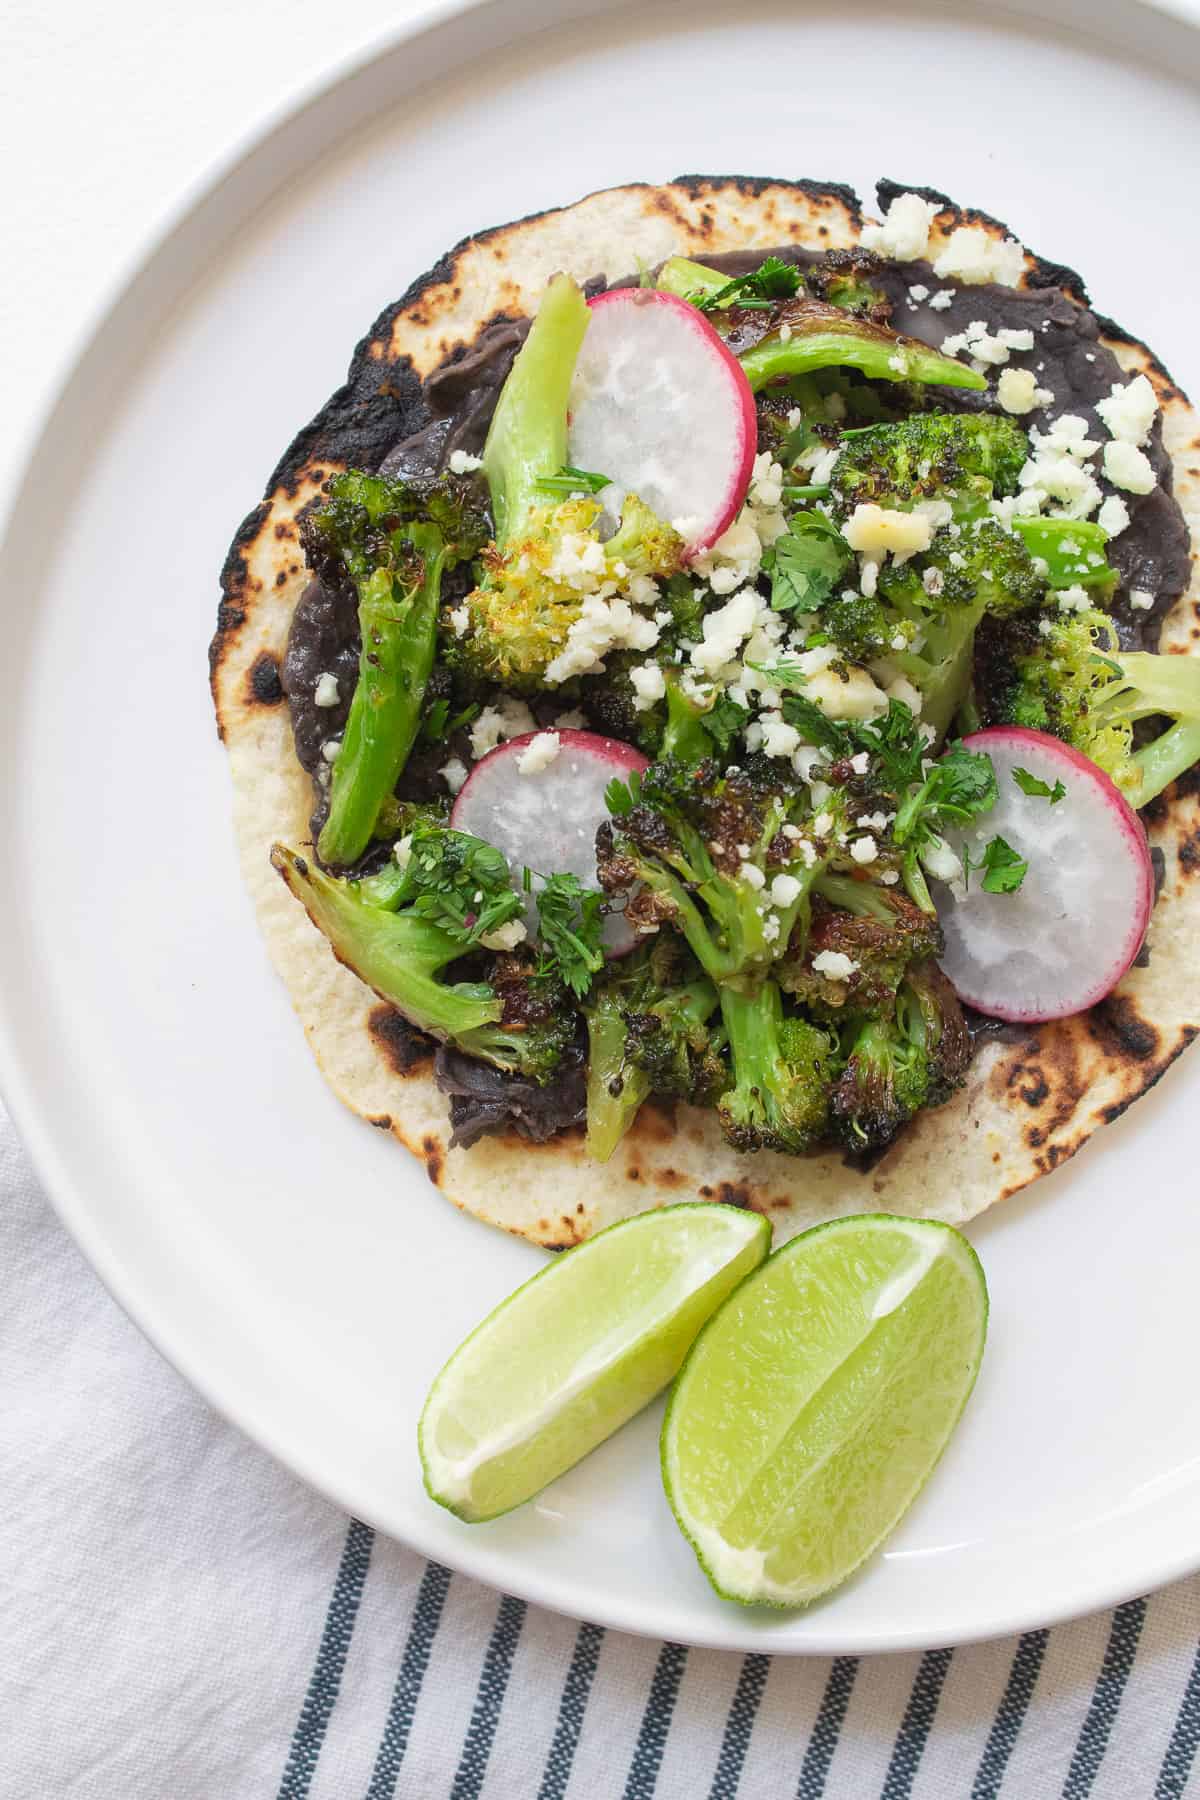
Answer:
[
  {"xmin": 932, "ymin": 227, "xmax": 1025, "ymax": 286},
  {"xmin": 860, "ymin": 192, "xmax": 937, "ymax": 262},
  {"xmin": 1096, "ymin": 374, "xmax": 1158, "ymax": 447},
  {"xmin": 516, "ymin": 731, "xmax": 561, "ymax": 774}
]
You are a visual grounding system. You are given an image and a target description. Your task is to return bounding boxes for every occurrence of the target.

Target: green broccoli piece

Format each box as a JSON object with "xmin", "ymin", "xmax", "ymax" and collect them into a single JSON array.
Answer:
[
  {"xmin": 656, "ymin": 257, "xmax": 985, "ymax": 395},
  {"xmin": 596, "ymin": 759, "xmax": 845, "ymax": 983},
  {"xmin": 980, "ymin": 608, "xmax": 1200, "ymax": 805},
  {"xmin": 449, "ymin": 274, "xmax": 685, "ymax": 689},
  {"xmin": 831, "ymin": 958, "xmax": 971, "ymax": 1150},
  {"xmin": 300, "ymin": 469, "xmax": 490, "ymax": 867},
  {"xmin": 583, "ymin": 940, "xmax": 720, "ymax": 1162},
  {"xmin": 778, "ymin": 879, "xmax": 943, "ymax": 1014},
  {"xmin": 271, "ymin": 830, "xmax": 572, "ymax": 1082},
  {"xmin": 1010, "ymin": 517, "xmax": 1117, "ymax": 594},
  {"xmin": 716, "ymin": 982, "xmax": 839, "ymax": 1155},
  {"xmin": 829, "ymin": 413, "xmax": 1029, "ymax": 516}
]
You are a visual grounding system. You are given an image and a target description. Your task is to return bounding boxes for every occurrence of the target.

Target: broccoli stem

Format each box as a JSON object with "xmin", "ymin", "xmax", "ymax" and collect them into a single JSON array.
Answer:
[
  {"xmin": 738, "ymin": 328, "xmax": 986, "ymax": 396},
  {"xmin": 813, "ymin": 874, "xmax": 898, "ymax": 922},
  {"xmin": 1012, "ymin": 517, "xmax": 1114, "ymax": 591},
  {"xmin": 655, "ymin": 256, "xmax": 730, "ymax": 303},
  {"xmin": 584, "ymin": 1005, "xmax": 652, "ymax": 1164},
  {"xmin": 660, "ymin": 678, "xmax": 713, "ymax": 764},
  {"xmin": 318, "ymin": 526, "xmax": 446, "ymax": 867},
  {"xmin": 272, "ymin": 844, "xmax": 505, "ymax": 1046},
  {"xmin": 1110, "ymin": 652, "xmax": 1200, "ymax": 803},
  {"xmin": 482, "ymin": 273, "xmax": 590, "ymax": 547}
]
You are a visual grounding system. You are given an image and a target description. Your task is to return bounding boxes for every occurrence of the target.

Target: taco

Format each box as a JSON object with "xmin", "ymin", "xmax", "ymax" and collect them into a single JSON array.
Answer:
[{"xmin": 210, "ymin": 176, "xmax": 1200, "ymax": 1248}]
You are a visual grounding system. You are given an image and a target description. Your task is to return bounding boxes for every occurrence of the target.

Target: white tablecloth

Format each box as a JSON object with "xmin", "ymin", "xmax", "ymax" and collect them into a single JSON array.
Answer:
[{"xmin": 4, "ymin": 1104, "xmax": 1200, "ymax": 1798}]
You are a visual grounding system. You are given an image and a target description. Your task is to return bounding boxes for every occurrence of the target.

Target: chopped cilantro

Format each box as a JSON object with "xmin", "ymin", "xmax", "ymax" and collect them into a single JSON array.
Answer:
[
  {"xmin": 1012, "ymin": 766, "xmax": 1066, "ymax": 804},
  {"xmin": 965, "ymin": 834, "xmax": 1029, "ymax": 895},
  {"xmin": 535, "ymin": 464, "xmax": 612, "ymax": 496},
  {"xmin": 534, "ymin": 872, "xmax": 606, "ymax": 998},
  {"xmin": 765, "ymin": 511, "xmax": 852, "ymax": 614},
  {"xmin": 692, "ymin": 255, "xmax": 803, "ymax": 313}
]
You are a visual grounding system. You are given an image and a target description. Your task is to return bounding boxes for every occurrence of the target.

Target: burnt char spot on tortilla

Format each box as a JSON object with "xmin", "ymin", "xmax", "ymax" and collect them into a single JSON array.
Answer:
[
  {"xmin": 1098, "ymin": 1025, "xmax": 1199, "ymax": 1123},
  {"xmin": 1088, "ymin": 994, "xmax": 1160, "ymax": 1062},
  {"xmin": 653, "ymin": 1167, "xmax": 687, "ymax": 1190},
  {"xmin": 715, "ymin": 1182, "xmax": 751, "ymax": 1208},
  {"xmin": 368, "ymin": 1114, "xmax": 393, "ymax": 1130},
  {"xmin": 1092, "ymin": 314, "xmax": 1187, "ymax": 399},
  {"xmin": 248, "ymin": 651, "xmax": 283, "ymax": 706},
  {"xmin": 1179, "ymin": 829, "xmax": 1200, "ymax": 875},
  {"xmin": 672, "ymin": 172, "xmax": 862, "ymax": 221},
  {"xmin": 422, "ymin": 1135, "xmax": 444, "ymax": 1186},
  {"xmin": 368, "ymin": 1005, "xmax": 435, "ymax": 1075}
]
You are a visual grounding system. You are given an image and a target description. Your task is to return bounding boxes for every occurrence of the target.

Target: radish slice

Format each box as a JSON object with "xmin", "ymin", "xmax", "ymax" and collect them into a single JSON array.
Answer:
[
  {"xmin": 935, "ymin": 728, "xmax": 1154, "ymax": 1022},
  {"xmin": 567, "ymin": 289, "xmax": 757, "ymax": 556},
  {"xmin": 450, "ymin": 729, "xmax": 649, "ymax": 955}
]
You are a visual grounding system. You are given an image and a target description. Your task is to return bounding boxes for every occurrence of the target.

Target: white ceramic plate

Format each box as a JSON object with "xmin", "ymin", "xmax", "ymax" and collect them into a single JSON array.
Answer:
[{"xmin": 3, "ymin": 0, "xmax": 1200, "ymax": 1654}]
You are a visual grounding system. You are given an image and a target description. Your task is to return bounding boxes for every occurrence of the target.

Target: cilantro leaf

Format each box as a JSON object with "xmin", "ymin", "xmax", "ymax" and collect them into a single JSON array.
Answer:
[
  {"xmin": 694, "ymin": 256, "xmax": 803, "ymax": 313},
  {"xmin": 534, "ymin": 872, "xmax": 606, "ymax": 998},
  {"xmin": 765, "ymin": 512, "xmax": 851, "ymax": 614},
  {"xmin": 701, "ymin": 694, "xmax": 751, "ymax": 754},
  {"xmin": 893, "ymin": 743, "xmax": 1000, "ymax": 913},
  {"xmin": 535, "ymin": 464, "xmax": 612, "ymax": 496},
  {"xmin": 605, "ymin": 770, "xmax": 643, "ymax": 817},
  {"xmin": 966, "ymin": 834, "xmax": 1029, "ymax": 895},
  {"xmin": 398, "ymin": 824, "xmax": 522, "ymax": 946},
  {"xmin": 1012, "ymin": 766, "xmax": 1066, "ymax": 804}
]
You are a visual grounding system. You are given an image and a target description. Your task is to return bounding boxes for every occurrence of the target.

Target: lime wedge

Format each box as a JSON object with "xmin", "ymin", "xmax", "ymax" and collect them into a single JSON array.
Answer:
[
  {"xmin": 662, "ymin": 1214, "xmax": 987, "ymax": 1606},
  {"xmin": 420, "ymin": 1204, "xmax": 770, "ymax": 1522}
]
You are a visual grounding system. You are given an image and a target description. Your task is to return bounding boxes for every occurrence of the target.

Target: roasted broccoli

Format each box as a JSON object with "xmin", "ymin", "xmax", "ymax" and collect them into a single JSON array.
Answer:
[
  {"xmin": 716, "ymin": 982, "xmax": 839, "ymax": 1155},
  {"xmin": 447, "ymin": 273, "xmax": 685, "ymax": 689},
  {"xmin": 597, "ymin": 758, "xmax": 844, "ymax": 983},
  {"xmin": 979, "ymin": 607, "xmax": 1200, "ymax": 804},
  {"xmin": 778, "ymin": 878, "xmax": 943, "ymax": 1013},
  {"xmin": 271, "ymin": 829, "xmax": 573, "ymax": 1081},
  {"xmin": 583, "ymin": 939, "xmax": 721, "ymax": 1162},
  {"xmin": 831, "ymin": 959, "xmax": 971, "ymax": 1151},
  {"xmin": 829, "ymin": 414, "xmax": 1029, "ymax": 516},
  {"xmin": 655, "ymin": 257, "xmax": 985, "ymax": 395},
  {"xmin": 300, "ymin": 469, "xmax": 490, "ymax": 867}
]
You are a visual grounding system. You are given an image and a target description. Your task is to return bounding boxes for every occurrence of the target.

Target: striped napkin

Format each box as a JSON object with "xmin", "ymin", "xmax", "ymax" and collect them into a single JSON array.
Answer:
[{"xmin": 4, "ymin": 1103, "xmax": 1199, "ymax": 1799}]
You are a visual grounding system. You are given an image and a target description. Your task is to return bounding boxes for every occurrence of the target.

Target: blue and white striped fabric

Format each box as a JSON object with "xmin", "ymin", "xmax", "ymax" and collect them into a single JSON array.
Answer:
[{"xmin": 4, "ymin": 1106, "xmax": 1199, "ymax": 1799}]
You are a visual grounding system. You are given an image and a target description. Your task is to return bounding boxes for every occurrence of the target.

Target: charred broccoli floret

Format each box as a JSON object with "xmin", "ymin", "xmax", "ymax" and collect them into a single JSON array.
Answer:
[
  {"xmin": 597, "ymin": 759, "xmax": 846, "ymax": 983},
  {"xmin": 300, "ymin": 468, "xmax": 490, "ymax": 867},
  {"xmin": 446, "ymin": 274, "xmax": 685, "ymax": 690},
  {"xmin": 271, "ymin": 828, "xmax": 574, "ymax": 1082},
  {"xmin": 778, "ymin": 879, "xmax": 943, "ymax": 1014},
  {"xmin": 831, "ymin": 959, "xmax": 971, "ymax": 1151},
  {"xmin": 978, "ymin": 607, "xmax": 1200, "ymax": 804},
  {"xmin": 583, "ymin": 939, "xmax": 721, "ymax": 1162},
  {"xmin": 716, "ymin": 982, "xmax": 839, "ymax": 1155},
  {"xmin": 829, "ymin": 414, "xmax": 1029, "ymax": 515}
]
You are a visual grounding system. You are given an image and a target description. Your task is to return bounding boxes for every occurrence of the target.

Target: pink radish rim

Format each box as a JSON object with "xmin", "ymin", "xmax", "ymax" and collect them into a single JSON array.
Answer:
[
  {"xmin": 950, "ymin": 727, "xmax": 1154, "ymax": 1022},
  {"xmin": 584, "ymin": 287, "xmax": 758, "ymax": 556}
]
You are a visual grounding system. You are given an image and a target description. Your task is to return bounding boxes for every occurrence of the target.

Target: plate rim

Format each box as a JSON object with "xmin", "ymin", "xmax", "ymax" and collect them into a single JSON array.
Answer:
[{"xmin": 4, "ymin": 0, "xmax": 1200, "ymax": 1655}]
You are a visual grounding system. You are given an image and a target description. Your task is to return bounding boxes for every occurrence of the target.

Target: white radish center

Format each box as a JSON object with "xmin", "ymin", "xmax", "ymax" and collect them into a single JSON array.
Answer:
[
  {"xmin": 568, "ymin": 295, "xmax": 750, "ymax": 549},
  {"xmin": 935, "ymin": 733, "xmax": 1151, "ymax": 1020}
]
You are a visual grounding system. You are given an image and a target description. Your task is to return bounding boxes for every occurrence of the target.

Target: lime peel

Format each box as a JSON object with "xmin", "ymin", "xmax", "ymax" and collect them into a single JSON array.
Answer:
[
  {"xmin": 420, "ymin": 1202, "xmax": 770, "ymax": 1523},
  {"xmin": 661, "ymin": 1213, "xmax": 988, "ymax": 1608}
]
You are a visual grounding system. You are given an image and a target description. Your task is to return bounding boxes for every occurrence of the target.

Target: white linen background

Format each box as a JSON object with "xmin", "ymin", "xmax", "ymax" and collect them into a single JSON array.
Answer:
[{"xmin": 3, "ymin": 5, "xmax": 1200, "ymax": 1796}]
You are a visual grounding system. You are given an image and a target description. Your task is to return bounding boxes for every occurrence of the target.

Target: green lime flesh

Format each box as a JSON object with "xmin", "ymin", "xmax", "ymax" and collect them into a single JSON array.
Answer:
[
  {"xmin": 661, "ymin": 1214, "xmax": 988, "ymax": 1608},
  {"xmin": 419, "ymin": 1204, "xmax": 771, "ymax": 1523}
]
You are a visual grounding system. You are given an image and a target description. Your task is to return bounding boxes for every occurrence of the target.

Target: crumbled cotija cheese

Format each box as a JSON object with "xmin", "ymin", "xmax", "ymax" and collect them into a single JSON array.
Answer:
[
  {"xmin": 933, "ymin": 227, "xmax": 1025, "ymax": 286},
  {"xmin": 448, "ymin": 448, "xmax": 483, "ymax": 474},
  {"xmin": 321, "ymin": 738, "xmax": 342, "ymax": 764},
  {"xmin": 480, "ymin": 918, "xmax": 528, "ymax": 952},
  {"xmin": 850, "ymin": 835, "xmax": 879, "ymax": 864},
  {"xmin": 439, "ymin": 756, "xmax": 468, "ymax": 793},
  {"xmin": 516, "ymin": 731, "xmax": 561, "ymax": 774},
  {"xmin": 860, "ymin": 191, "xmax": 937, "ymax": 262},
  {"xmin": 812, "ymin": 950, "xmax": 858, "ymax": 980},
  {"xmin": 1096, "ymin": 374, "xmax": 1158, "ymax": 447},
  {"xmin": 1097, "ymin": 495, "xmax": 1131, "ymax": 538},
  {"xmin": 843, "ymin": 503, "xmax": 935, "ymax": 564},
  {"xmin": 1129, "ymin": 588, "xmax": 1155, "ymax": 611},
  {"xmin": 1103, "ymin": 440, "xmax": 1157, "ymax": 496},
  {"xmin": 769, "ymin": 873, "xmax": 802, "ymax": 907},
  {"xmin": 630, "ymin": 661, "xmax": 667, "ymax": 711},
  {"xmin": 470, "ymin": 697, "xmax": 537, "ymax": 758},
  {"xmin": 314, "ymin": 672, "xmax": 340, "ymax": 707}
]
